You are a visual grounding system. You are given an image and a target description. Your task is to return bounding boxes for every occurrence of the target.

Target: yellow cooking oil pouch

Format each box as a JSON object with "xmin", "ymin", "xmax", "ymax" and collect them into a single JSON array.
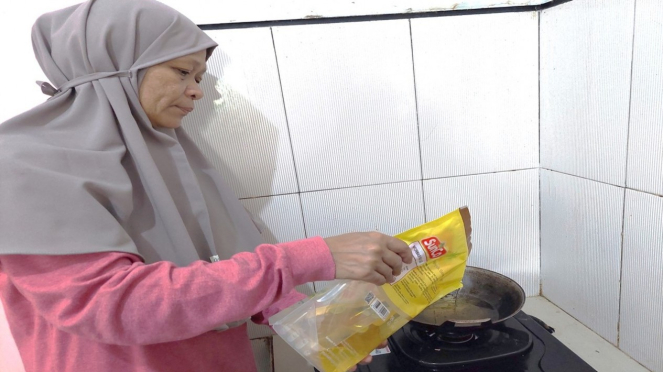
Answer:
[{"xmin": 270, "ymin": 207, "xmax": 472, "ymax": 372}]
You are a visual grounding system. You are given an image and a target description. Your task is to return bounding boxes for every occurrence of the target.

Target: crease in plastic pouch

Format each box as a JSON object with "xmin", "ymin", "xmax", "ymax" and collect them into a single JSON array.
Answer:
[{"xmin": 270, "ymin": 207, "xmax": 472, "ymax": 372}]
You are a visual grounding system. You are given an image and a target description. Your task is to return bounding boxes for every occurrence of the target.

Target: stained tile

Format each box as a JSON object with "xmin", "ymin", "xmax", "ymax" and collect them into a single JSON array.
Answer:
[{"xmin": 250, "ymin": 338, "xmax": 273, "ymax": 372}]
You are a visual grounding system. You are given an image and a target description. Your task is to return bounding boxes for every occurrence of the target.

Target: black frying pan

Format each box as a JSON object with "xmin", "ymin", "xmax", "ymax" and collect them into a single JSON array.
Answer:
[{"xmin": 410, "ymin": 266, "xmax": 526, "ymax": 333}]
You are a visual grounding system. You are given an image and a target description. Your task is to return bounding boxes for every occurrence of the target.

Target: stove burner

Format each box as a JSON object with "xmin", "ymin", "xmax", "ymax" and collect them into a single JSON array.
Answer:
[
  {"xmin": 354, "ymin": 312, "xmax": 598, "ymax": 372},
  {"xmin": 434, "ymin": 331, "xmax": 476, "ymax": 344},
  {"xmin": 408, "ymin": 325, "xmax": 477, "ymax": 345},
  {"xmin": 390, "ymin": 318, "xmax": 533, "ymax": 370}
]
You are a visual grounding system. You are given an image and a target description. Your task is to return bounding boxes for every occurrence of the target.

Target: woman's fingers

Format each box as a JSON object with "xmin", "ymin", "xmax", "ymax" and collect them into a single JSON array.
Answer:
[
  {"xmin": 385, "ymin": 235, "xmax": 413, "ymax": 264},
  {"xmin": 375, "ymin": 262, "xmax": 395, "ymax": 284},
  {"xmin": 325, "ymin": 232, "xmax": 412, "ymax": 284},
  {"xmin": 382, "ymin": 250, "xmax": 405, "ymax": 277}
]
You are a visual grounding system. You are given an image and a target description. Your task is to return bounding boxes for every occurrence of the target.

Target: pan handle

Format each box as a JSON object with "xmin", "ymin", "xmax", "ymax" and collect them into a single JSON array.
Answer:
[{"xmin": 450, "ymin": 318, "xmax": 492, "ymax": 328}]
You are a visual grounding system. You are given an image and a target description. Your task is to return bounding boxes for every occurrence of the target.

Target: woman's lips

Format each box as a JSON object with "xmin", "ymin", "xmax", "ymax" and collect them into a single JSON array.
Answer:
[{"xmin": 176, "ymin": 106, "xmax": 193, "ymax": 115}]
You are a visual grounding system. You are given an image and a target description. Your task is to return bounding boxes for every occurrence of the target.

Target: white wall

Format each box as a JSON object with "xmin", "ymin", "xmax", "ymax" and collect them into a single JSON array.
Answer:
[
  {"xmin": 0, "ymin": 0, "xmax": 83, "ymax": 125},
  {"xmin": 541, "ymin": 0, "xmax": 663, "ymax": 371}
]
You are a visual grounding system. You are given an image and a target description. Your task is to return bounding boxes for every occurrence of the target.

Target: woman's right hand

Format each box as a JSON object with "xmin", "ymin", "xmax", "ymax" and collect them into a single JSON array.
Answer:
[{"xmin": 324, "ymin": 232, "xmax": 413, "ymax": 285}]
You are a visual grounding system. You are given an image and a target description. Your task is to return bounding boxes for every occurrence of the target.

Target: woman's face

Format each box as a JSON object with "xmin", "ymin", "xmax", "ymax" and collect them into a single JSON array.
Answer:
[{"xmin": 139, "ymin": 50, "xmax": 207, "ymax": 129}]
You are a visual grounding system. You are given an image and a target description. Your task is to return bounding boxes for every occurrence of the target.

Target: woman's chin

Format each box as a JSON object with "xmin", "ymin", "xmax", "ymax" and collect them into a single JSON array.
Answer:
[{"xmin": 152, "ymin": 119, "xmax": 182, "ymax": 129}]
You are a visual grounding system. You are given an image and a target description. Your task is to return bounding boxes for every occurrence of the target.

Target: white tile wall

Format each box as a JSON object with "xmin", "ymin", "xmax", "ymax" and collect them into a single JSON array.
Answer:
[
  {"xmin": 250, "ymin": 338, "xmax": 273, "ymax": 372},
  {"xmin": 540, "ymin": 170, "xmax": 624, "ymax": 345},
  {"xmin": 540, "ymin": 0, "xmax": 635, "ymax": 186},
  {"xmin": 241, "ymin": 194, "xmax": 306, "ymax": 245},
  {"xmin": 184, "ymin": 28, "xmax": 299, "ymax": 199},
  {"xmin": 626, "ymin": 0, "xmax": 663, "ymax": 197},
  {"xmin": 412, "ymin": 12, "xmax": 539, "ymax": 179},
  {"xmin": 300, "ymin": 181, "xmax": 425, "ymax": 291},
  {"xmin": 241, "ymin": 194, "xmax": 315, "ymax": 339},
  {"xmin": 272, "ymin": 20, "xmax": 421, "ymax": 192},
  {"xmin": 240, "ymin": 193, "xmax": 315, "ymax": 299},
  {"xmin": 300, "ymin": 181, "xmax": 426, "ymax": 238},
  {"xmin": 423, "ymin": 169, "xmax": 540, "ymax": 296},
  {"xmin": 619, "ymin": 189, "xmax": 663, "ymax": 372}
]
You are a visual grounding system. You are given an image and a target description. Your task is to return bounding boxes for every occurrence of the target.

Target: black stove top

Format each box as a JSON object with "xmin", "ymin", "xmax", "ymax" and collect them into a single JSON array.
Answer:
[{"xmin": 355, "ymin": 311, "xmax": 596, "ymax": 372}]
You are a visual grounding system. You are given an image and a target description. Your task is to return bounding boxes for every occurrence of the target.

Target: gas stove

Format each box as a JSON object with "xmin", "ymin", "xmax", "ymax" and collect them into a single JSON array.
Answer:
[{"xmin": 356, "ymin": 311, "xmax": 596, "ymax": 372}]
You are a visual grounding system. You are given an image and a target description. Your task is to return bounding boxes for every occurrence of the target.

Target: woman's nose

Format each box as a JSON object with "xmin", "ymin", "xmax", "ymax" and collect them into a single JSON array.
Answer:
[{"xmin": 187, "ymin": 82, "xmax": 204, "ymax": 100}]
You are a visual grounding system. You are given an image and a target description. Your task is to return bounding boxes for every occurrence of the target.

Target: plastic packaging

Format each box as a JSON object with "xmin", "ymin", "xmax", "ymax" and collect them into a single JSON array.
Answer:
[{"xmin": 270, "ymin": 207, "xmax": 472, "ymax": 372}]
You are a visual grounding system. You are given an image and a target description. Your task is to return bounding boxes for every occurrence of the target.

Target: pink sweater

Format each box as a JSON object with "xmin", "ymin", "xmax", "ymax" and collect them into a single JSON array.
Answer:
[{"xmin": 0, "ymin": 237, "xmax": 335, "ymax": 372}]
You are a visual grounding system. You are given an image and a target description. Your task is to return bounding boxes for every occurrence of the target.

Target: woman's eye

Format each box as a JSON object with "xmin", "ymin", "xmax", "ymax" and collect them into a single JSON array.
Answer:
[{"xmin": 177, "ymin": 69, "xmax": 190, "ymax": 76}]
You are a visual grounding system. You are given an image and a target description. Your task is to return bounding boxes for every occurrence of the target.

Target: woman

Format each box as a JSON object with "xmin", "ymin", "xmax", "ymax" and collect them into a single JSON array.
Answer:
[{"xmin": 0, "ymin": 0, "xmax": 412, "ymax": 371}]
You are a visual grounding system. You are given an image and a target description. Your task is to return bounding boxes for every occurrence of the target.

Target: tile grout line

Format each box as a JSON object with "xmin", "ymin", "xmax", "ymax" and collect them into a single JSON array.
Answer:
[
  {"xmin": 617, "ymin": 185, "xmax": 628, "ymax": 348},
  {"xmin": 538, "ymin": 9, "xmax": 543, "ymax": 297},
  {"xmin": 408, "ymin": 19, "xmax": 427, "ymax": 221},
  {"xmin": 540, "ymin": 168, "xmax": 623, "ymax": 189},
  {"xmin": 538, "ymin": 168, "xmax": 543, "ymax": 295},
  {"xmin": 540, "ymin": 168, "xmax": 663, "ymax": 199},
  {"xmin": 239, "ymin": 168, "xmax": 541, "ymax": 201},
  {"xmin": 538, "ymin": 8, "xmax": 542, "ymax": 169},
  {"xmin": 269, "ymin": 27, "xmax": 310, "ymax": 238},
  {"xmin": 617, "ymin": 0, "xmax": 639, "ymax": 348},
  {"xmin": 420, "ymin": 168, "xmax": 539, "ymax": 181}
]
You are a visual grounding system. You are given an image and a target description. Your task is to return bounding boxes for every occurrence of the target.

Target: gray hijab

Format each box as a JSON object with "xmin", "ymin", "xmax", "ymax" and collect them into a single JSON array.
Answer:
[{"xmin": 0, "ymin": 0, "xmax": 263, "ymax": 266}]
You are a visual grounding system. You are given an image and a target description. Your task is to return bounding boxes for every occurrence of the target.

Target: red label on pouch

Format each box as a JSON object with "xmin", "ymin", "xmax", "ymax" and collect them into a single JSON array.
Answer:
[{"xmin": 421, "ymin": 237, "xmax": 447, "ymax": 258}]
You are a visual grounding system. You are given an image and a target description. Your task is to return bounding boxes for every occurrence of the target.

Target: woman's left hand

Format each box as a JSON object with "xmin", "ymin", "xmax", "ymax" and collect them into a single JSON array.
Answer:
[{"xmin": 346, "ymin": 340, "xmax": 389, "ymax": 372}]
